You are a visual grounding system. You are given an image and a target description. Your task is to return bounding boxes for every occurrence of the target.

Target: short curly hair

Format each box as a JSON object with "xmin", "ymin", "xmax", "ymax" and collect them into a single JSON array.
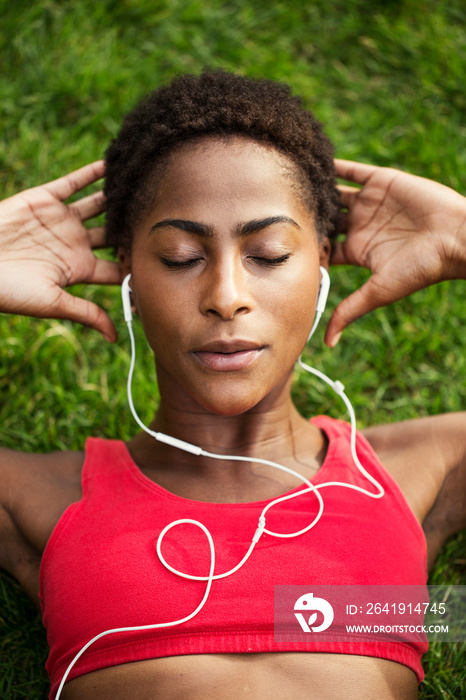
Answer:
[{"xmin": 104, "ymin": 70, "xmax": 340, "ymax": 249}]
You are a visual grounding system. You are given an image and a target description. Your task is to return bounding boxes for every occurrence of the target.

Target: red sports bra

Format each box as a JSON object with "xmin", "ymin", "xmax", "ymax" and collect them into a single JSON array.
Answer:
[{"xmin": 40, "ymin": 416, "xmax": 428, "ymax": 698}]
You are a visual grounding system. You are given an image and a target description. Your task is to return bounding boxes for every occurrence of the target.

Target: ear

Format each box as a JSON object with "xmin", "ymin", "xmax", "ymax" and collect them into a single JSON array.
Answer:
[
  {"xmin": 118, "ymin": 246, "xmax": 139, "ymax": 315},
  {"xmin": 118, "ymin": 246, "xmax": 132, "ymax": 280},
  {"xmin": 319, "ymin": 237, "xmax": 331, "ymax": 270}
]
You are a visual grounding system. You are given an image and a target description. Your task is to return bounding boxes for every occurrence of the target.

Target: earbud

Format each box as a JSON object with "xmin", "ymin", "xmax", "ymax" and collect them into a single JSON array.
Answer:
[
  {"xmin": 122, "ymin": 273, "xmax": 133, "ymax": 323},
  {"xmin": 306, "ymin": 267, "xmax": 330, "ymax": 343},
  {"xmin": 316, "ymin": 266, "xmax": 330, "ymax": 315}
]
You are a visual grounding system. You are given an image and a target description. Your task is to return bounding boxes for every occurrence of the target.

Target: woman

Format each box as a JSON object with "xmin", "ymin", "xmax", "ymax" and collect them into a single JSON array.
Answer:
[{"xmin": 0, "ymin": 71, "xmax": 465, "ymax": 700}]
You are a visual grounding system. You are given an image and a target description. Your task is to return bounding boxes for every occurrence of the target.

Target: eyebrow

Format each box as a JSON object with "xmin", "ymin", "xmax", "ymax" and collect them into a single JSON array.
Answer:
[{"xmin": 149, "ymin": 216, "xmax": 300, "ymax": 238}]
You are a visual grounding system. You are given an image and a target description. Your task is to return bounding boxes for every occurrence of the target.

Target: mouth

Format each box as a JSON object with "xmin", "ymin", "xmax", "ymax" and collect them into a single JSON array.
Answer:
[{"xmin": 190, "ymin": 340, "xmax": 266, "ymax": 371}]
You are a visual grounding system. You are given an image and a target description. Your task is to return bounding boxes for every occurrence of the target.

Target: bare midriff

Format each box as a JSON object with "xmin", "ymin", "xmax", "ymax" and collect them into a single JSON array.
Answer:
[{"xmin": 61, "ymin": 653, "xmax": 418, "ymax": 700}]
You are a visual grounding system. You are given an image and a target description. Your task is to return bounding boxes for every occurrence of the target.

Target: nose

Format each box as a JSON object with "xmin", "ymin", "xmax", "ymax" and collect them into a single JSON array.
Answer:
[{"xmin": 199, "ymin": 256, "xmax": 253, "ymax": 320}]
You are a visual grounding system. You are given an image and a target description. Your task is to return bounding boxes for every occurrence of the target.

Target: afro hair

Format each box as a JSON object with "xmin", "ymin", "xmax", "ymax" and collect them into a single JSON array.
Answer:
[{"xmin": 104, "ymin": 70, "xmax": 340, "ymax": 249}]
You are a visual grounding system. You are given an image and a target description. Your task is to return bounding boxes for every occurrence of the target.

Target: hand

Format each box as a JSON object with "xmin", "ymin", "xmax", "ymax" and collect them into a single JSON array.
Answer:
[
  {"xmin": 0, "ymin": 161, "xmax": 121, "ymax": 341},
  {"xmin": 325, "ymin": 159, "xmax": 466, "ymax": 347}
]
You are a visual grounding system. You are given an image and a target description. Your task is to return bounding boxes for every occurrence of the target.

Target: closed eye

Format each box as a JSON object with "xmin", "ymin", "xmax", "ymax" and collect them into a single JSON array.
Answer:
[
  {"xmin": 160, "ymin": 257, "xmax": 203, "ymax": 268},
  {"xmin": 251, "ymin": 254, "xmax": 291, "ymax": 266},
  {"xmin": 160, "ymin": 253, "xmax": 291, "ymax": 269}
]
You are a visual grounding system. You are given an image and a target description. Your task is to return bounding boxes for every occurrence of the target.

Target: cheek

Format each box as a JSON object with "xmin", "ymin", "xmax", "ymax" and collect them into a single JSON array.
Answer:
[
  {"xmin": 257, "ymin": 262, "xmax": 319, "ymax": 346},
  {"xmin": 132, "ymin": 280, "xmax": 181, "ymax": 354},
  {"xmin": 134, "ymin": 279, "xmax": 204, "ymax": 367},
  {"xmin": 274, "ymin": 301, "xmax": 316, "ymax": 361},
  {"xmin": 140, "ymin": 311, "xmax": 183, "ymax": 360}
]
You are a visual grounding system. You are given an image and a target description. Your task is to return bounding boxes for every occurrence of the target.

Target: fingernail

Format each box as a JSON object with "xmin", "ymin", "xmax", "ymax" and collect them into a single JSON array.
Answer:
[{"xmin": 329, "ymin": 332, "xmax": 341, "ymax": 348}]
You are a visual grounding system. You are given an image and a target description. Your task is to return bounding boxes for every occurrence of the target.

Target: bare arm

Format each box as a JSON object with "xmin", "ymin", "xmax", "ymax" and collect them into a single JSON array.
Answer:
[
  {"xmin": 0, "ymin": 448, "xmax": 84, "ymax": 605},
  {"xmin": 0, "ymin": 162, "xmax": 119, "ymax": 600},
  {"xmin": 329, "ymin": 161, "xmax": 466, "ymax": 567},
  {"xmin": 363, "ymin": 413, "xmax": 466, "ymax": 570}
]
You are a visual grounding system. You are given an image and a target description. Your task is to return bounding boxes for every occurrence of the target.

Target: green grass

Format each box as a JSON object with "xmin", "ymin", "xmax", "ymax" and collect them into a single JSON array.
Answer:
[{"xmin": 0, "ymin": 0, "xmax": 465, "ymax": 697}]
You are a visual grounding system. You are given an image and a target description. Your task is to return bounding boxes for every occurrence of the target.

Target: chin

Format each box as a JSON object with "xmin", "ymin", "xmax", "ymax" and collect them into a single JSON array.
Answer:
[
  {"xmin": 184, "ymin": 365, "xmax": 295, "ymax": 416},
  {"xmin": 199, "ymin": 398, "xmax": 262, "ymax": 417},
  {"xmin": 193, "ymin": 388, "xmax": 266, "ymax": 417}
]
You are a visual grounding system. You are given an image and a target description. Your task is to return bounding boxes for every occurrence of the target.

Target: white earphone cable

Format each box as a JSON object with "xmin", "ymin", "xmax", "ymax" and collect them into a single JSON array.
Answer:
[{"xmin": 54, "ymin": 270, "xmax": 384, "ymax": 699}]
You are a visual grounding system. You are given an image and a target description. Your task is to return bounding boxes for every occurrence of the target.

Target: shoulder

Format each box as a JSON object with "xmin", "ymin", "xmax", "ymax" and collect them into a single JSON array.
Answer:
[
  {"xmin": 0, "ymin": 447, "xmax": 84, "ymax": 597},
  {"xmin": 0, "ymin": 447, "xmax": 85, "ymax": 510},
  {"xmin": 362, "ymin": 413, "xmax": 466, "ymax": 566}
]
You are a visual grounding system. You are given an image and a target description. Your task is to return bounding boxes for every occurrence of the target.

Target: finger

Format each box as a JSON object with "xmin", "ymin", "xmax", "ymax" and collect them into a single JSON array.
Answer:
[
  {"xmin": 43, "ymin": 161, "xmax": 105, "ymax": 201},
  {"xmin": 324, "ymin": 277, "xmax": 388, "ymax": 347},
  {"xmin": 337, "ymin": 188, "xmax": 360, "ymax": 209},
  {"xmin": 69, "ymin": 190, "xmax": 106, "ymax": 220},
  {"xmin": 88, "ymin": 258, "xmax": 122, "ymax": 285},
  {"xmin": 335, "ymin": 212, "xmax": 348, "ymax": 234},
  {"xmin": 336, "ymin": 184, "xmax": 360, "ymax": 194},
  {"xmin": 334, "ymin": 159, "xmax": 379, "ymax": 186},
  {"xmin": 86, "ymin": 227, "xmax": 111, "ymax": 248},
  {"xmin": 329, "ymin": 239, "xmax": 354, "ymax": 266},
  {"xmin": 55, "ymin": 290, "xmax": 117, "ymax": 342}
]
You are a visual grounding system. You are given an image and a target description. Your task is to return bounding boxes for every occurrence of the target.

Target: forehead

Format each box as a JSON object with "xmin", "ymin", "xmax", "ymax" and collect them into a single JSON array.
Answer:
[{"xmin": 148, "ymin": 135, "xmax": 313, "ymax": 222}]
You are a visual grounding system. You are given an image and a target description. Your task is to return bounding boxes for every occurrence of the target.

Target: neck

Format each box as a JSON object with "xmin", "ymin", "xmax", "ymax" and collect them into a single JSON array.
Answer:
[
  {"xmin": 127, "ymin": 365, "xmax": 327, "ymax": 501},
  {"xmin": 155, "ymin": 392, "xmax": 304, "ymax": 458}
]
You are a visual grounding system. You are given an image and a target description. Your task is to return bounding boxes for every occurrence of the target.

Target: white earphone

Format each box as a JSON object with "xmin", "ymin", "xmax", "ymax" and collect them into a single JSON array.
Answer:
[
  {"xmin": 54, "ymin": 264, "xmax": 384, "ymax": 700},
  {"xmin": 308, "ymin": 266, "xmax": 330, "ymax": 342},
  {"xmin": 316, "ymin": 266, "xmax": 331, "ymax": 313},
  {"xmin": 121, "ymin": 273, "xmax": 134, "ymax": 323}
]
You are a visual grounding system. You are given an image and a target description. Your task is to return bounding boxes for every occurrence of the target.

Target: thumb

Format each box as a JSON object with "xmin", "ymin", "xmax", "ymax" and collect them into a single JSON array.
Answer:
[
  {"xmin": 55, "ymin": 290, "xmax": 118, "ymax": 342},
  {"xmin": 324, "ymin": 276, "xmax": 389, "ymax": 347}
]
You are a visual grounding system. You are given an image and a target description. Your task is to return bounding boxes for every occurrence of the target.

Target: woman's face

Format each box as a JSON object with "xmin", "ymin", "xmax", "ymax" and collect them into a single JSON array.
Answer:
[{"xmin": 122, "ymin": 137, "xmax": 330, "ymax": 416}]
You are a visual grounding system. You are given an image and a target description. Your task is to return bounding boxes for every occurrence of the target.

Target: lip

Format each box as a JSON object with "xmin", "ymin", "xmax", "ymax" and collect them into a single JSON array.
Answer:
[
  {"xmin": 193, "ymin": 339, "xmax": 264, "ymax": 353},
  {"xmin": 190, "ymin": 339, "xmax": 266, "ymax": 371}
]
